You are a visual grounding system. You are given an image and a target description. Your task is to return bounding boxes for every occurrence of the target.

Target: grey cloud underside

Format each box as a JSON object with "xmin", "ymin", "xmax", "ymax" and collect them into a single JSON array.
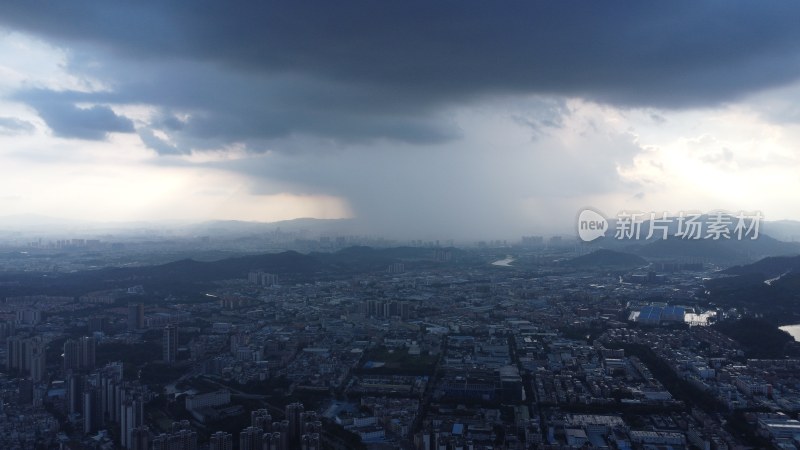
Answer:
[
  {"xmin": 0, "ymin": 117, "xmax": 34, "ymax": 135},
  {"xmin": 20, "ymin": 94, "xmax": 134, "ymax": 140},
  {"xmin": 137, "ymin": 128, "xmax": 180, "ymax": 156},
  {"xmin": 2, "ymin": 2, "xmax": 800, "ymax": 131},
  {"xmin": 13, "ymin": 67, "xmax": 462, "ymax": 153}
]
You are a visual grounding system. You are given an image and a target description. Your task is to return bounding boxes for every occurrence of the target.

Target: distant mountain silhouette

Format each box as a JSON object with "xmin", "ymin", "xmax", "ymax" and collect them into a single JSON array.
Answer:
[
  {"xmin": 762, "ymin": 220, "xmax": 800, "ymax": 242},
  {"xmin": 103, "ymin": 246, "xmax": 454, "ymax": 283},
  {"xmin": 634, "ymin": 233, "xmax": 799, "ymax": 264},
  {"xmin": 704, "ymin": 254, "xmax": 800, "ymax": 325},
  {"xmin": 313, "ymin": 246, "xmax": 464, "ymax": 272},
  {"xmin": 723, "ymin": 254, "xmax": 800, "ymax": 278},
  {"xmin": 145, "ymin": 250, "xmax": 327, "ymax": 280},
  {"xmin": 0, "ymin": 246, "xmax": 459, "ymax": 298},
  {"xmin": 564, "ymin": 249, "xmax": 646, "ymax": 269}
]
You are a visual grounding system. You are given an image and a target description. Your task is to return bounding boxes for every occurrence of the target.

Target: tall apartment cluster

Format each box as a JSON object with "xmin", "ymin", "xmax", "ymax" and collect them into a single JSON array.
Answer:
[
  {"xmin": 63, "ymin": 361, "xmax": 153, "ymax": 448},
  {"xmin": 6, "ymin": 335, "xmax": 46, "ymax": 382},
  {"xmin": 238, "ymin": 403, "xmax": 322, "ymax": 450}
]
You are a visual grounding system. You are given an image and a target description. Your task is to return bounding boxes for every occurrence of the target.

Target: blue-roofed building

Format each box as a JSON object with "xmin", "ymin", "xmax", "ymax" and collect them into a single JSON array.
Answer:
[
  {"xmin": 662, "ymin": 306, "xmax": 685, "ymax": 322},
  {"xmin": 637, "ymin": 306, "xmax": 662, "ymax": 325},
  {"xmin": 632, "ymin": 305, "xmax": 685, "ymax": 325}
]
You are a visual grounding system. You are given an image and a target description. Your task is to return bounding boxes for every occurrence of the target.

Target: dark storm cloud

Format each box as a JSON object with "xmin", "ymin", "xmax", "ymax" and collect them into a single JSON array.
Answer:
[
  {"xmin": 3, "ymin": 1, "xmax": 800, "ymax": 106},
  {"xmin": 2, "ymin": 1, "xmax": 800, "ymax": 148},
  {"xmin": 12, "ymin": 60, "xmax": 461, "ymax": 152},
  {"xmin": 15, "ymin": 90, "xmax": 135, "ymax": 140},
  {"xmin": 137, "ymin": 128, "xmax": 181, "ymax": 156},
  {"xmin": 509, "ymin": 98, "xmax": 570, "ymax": 140}
]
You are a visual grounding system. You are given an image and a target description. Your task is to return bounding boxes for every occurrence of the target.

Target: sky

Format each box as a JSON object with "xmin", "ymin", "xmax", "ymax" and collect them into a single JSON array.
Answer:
[{"xmin": 1, "ymin": 2, "xmax": 800, "ymax": 239}]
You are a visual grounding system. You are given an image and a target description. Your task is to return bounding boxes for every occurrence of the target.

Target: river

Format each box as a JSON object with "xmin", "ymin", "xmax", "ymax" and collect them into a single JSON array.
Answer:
[
  {"xmin": 779, "ymin": 324, "xmax": 800, "ymax": 342},
  {"xmin": 492, "ymin": 256, "xmax": 515, "ymax": 267}
]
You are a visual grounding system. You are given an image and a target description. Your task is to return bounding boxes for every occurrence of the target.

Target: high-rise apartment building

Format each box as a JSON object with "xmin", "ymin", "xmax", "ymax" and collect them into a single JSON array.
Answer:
[{"xmin": 163, "ymin": 325, "xmax": 178, "ymax": 363}]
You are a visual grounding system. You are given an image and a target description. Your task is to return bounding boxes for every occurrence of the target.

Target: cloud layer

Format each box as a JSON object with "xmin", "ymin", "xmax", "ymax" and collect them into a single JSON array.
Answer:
[
  {"xmin": 1, "ymin": 2, "xmax": 800, "ymax": 237},
  {"xmin": 3, "ymin": 2, "xmax": 800, "ymax": 149}
]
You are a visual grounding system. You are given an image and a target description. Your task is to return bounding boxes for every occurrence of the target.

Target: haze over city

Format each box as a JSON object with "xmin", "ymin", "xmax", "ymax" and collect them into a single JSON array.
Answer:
[{"xmin": 1, "ymin": 3, "xmax": 800, "ymax": 239}]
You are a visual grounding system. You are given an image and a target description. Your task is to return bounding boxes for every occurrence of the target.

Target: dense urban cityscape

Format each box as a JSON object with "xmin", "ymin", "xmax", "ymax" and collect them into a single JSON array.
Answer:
[{"xmin": 0, "ymin": 221, "xmax": 799, "ymax": 449}]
